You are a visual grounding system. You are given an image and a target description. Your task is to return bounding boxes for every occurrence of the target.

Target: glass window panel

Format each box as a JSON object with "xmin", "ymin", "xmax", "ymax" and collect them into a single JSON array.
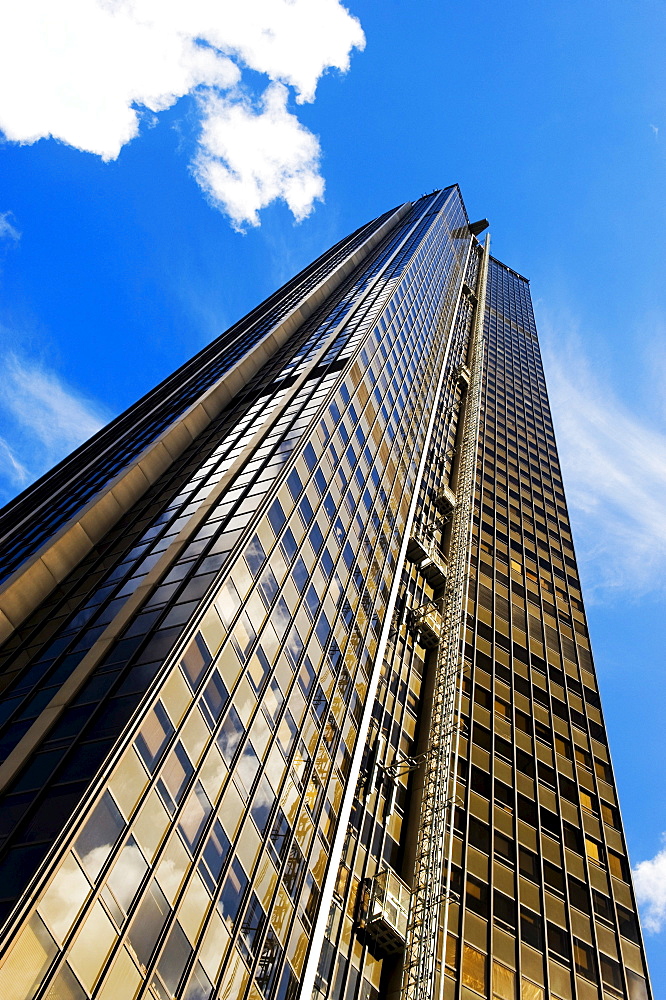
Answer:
[
  {"xmin": 180, "ymin": 634, "xmax": 212, "ymax": 692},
  {"xmin": 217, "ymin": 707, "xmax": 245, "ymax": 765},
  {"xmin": 201, "ymin": 819, "xmax": 231, "ymax": 888},
  {"xmin": 627, "ymin": 970, "xmax": 649, "ymax": 1000},
  {"xmin": 68, "ymin": 901, "xmax": 117, "ymax": 992},
  {"xmin": 106, "ymin": 837, "xmax": 148, "ymax": 914},
  {"xmin": 199, "ymin": 670, "xmax": 229, "ymax": 730},
  {"xmin": 155, "ymin": 921, "xmax": 192, "ymax": 995},
  {"xmin": 584, "ymin": 837, "xmax": 601, "ymax": 865},
  {"xmin": 96, "ymin": 948, "xmax": 141, "ymax": 1000},
  {"xmin": 0, "ymin": 913, "xmax": 57, "ymax": 1000},
  {"xmin": 178, "ymin": 782, "xmax": 212, "ymax": 852},
  {"xmin": 277, "ymin": 711, "xmax": 298, "ymax": 760},
  {"xmin": 183, "ymin": 961, "xmax": 214, "ymax": 1000},
  {"xmin": 133, "ymin": 789, "xmax": 171, "ymax": 862},
  {"xmin": 216, "ymin": 581, "xmax": 241, "ymax": 628},
  {"xmin": 74, "ymin": 791, "xmax": 125, "ymax": 880},
  {"xmin": 234, "ymin": 741, "xmax": 261, "ymax": 796},
  {"xmin": 573, "ymin": 939, "xmax": 596, "ymax": 980},
  {"xmin": 247, "ymin": 648, "xmax": 271, "ymax": 693},
  {"xmin": 155, "ymin": 833, "xmax": 191, "ymax": 905},
  {"xmin": 251, "ymin": 776, "xmax": 276, "ymax": 835},
  {"xmin": 240, "ymin": 892, "xmax": 266, "ymax": 959},
  {"xmin": 107, "ymin": 748, "xmax": 148, "ymax": 819},
  {"xmin": 493, "ymin": 962, "xmax": 515, "ymax": 1000},
  {"xmin": 127, "ymin": 881, "xmax": 171, "ymax": 968},
  {"xmin": 462, "ymin": 944, "xmax": 487, "ymax": 993},
  {"xmin": 178, "ymin": 871, "xmax": 211, "ymax": 942},
  {"xmin": 158, "ymin": 742, "xmax": 194, "ymax": 813},
  {"xmin": 160, "ymin": 668, "xmax": 192, "ymax": 726},
  {"xmin": 45, "ymin": 963, "xmax": 85, "ymax": 999},
  {"xmin": 244, "ymin": 535, "xmax": 267, "ymax": 577},
  {"xmin": 262, "ymin": 678, "xmax": 284, "ymax": 729},
  {"xmin": 218, "ymin": 858, "xmax": 248, "ymax": 929},
  {"xmin": 180, "ymin": 708, "xmax": 209, "ymax": 766},
  {"xmin": 38, "ymin": 854, "xmax": 91, "ymax": 945},
  {"xmin": 135, "ymin": 702, "xmax": 174, "ymax": 773}
]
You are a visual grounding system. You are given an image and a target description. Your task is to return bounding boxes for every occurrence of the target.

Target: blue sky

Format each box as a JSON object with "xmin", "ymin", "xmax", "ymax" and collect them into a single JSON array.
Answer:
[{"xmin": 1, "ymin": 0, "xmax": 665, "ymax": 988}]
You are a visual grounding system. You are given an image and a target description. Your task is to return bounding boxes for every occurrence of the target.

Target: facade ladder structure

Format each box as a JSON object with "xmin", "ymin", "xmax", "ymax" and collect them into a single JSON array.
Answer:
[{"xmin": 400, "ymin": 235, "xmax": 490, "ymax": 1000}]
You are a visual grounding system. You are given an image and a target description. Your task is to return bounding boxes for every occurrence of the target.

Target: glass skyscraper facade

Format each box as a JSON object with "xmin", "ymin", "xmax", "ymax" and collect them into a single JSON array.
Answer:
[{"xmin": 0, "ymin": 187, "xmax": 652, "ymax": 1000}]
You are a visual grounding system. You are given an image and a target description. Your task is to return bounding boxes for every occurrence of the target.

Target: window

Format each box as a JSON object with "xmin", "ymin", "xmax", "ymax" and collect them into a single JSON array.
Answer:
[
  {"xmin": 493, "ymin": 962, "xmax": 515, "ymax": 1000},
  {"xmin": 178, "ymin": 782, "xmax": 212, "ymax": 852},
  {"xmin": 466, "ymin": 874, "xmax": 488, "ymax": 917},
  {"xmin": 251, "ymin": 776, "xmax": 276, "ymax": 834},
  {"xmin": 564, "ymin": 823, "xmax": 583, "ymax": 854},
  {"xmin": 600, "ymin": 954, "xmax": 623, "ymax": 992},
  {"xmin": 608, "ymin": 851, "xmax": 629, "ymax": 882},
  {"xmin": 218, "ymin": 858, "xmax": 248, "ymax": 928},
  {"xmin": 135, "ymin": 702, "xmax": 174, "ymax": 773},
  {"xmin": 495, "ymin": 832, "xmax": 515, "ymax": 866},
  {"xmin": 462, "ymin": 945, "xmax": 487, "ymax": 994},
  {"xmin": 584, "ymin": 836, "xmax": 602, "ymax": 866},
  {"xmin": 495, "ymin": 781, "xmax": 513, "ymax": 812},
  {"xmin": 155, "ymin": 921, "xmax": 192, "ymax": 996},
  {"xmin": 128, "ymin": 881, "xmax": 170, "ymax": 968},
  {"xmin": 74, "ymin": 791, "xmax": 125, "ymax": 880},
  {"xmin": 494, "ymin": 890, "xmax": 516, "ymax": 931},
  {"xmin": 199, "ymin": 820, "xmax": 230, "ymax": 894},
  {"xmin": 217, "ymin": 707, "xmax": 245, "ymax": 765},
  {"xmin": 469, "ymin": 817, "xmax": 490, "ymax": 854},
  {"xmin": 593, "ymin": 890, "xmax": 614, "ymax": 924},
  {"xmin": 180, "ymin": 633, "xmax": 212, "ymax": 691},
  {"xmin": 519, "ymin": 847, "xmax": 539, "ymax": 883},
  {"xmin": 157, "ymin": 742, "xmax": 193, "ymax": 815},
  {"xmin": 579, "ymin": 789, "xmax": 597, "ymax": 815},
  {"xmin": 594, "ymin": 757, "xmax": 613, "ymax": 784},
  {"xmin": 573, "ymin": 939, "xmax": 596, "ymax": 981},
  {"xmin": 520, "ymin": 907, "xmax": 543, "ymax": 950},
  {"xmin": 495, "ymin": 697, "xmax": 511, "ymax": 721},
  {"xmin": 200, "ymin": 670, "xmax": 229, "ymax": 730},
  {"xmin": 617, "ymin": 905, "xmax": 639, "ymax": 944},
  {"xmin": 567, "ymin": 877, "xmax": 590, "ymax": 914},
  {"xmin": 106, "ymin": 836, "xmax": 147, "ymax": 914},
  {"xmin": 626, "ymin": 970, "xmax": 649, "ymax": 1000},
  {"xmin": 268, "ymin": 809, "xmax": 291, "ymax": 865},
  {"xmin": 547, "ymin": 922, "xmax": 570, "ymax": 963},
  {"xmin": 543, "ymin": 861, "xmax": 564, "ymax": 895},
  {"xmin": 601, "ymin": 801, "xmax": 620, "ymax": 830}
]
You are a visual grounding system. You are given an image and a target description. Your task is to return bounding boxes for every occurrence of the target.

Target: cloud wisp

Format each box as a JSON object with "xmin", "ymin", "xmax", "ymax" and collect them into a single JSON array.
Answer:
[
  {"xmin": 0, "ymin": 0, "xmax": 365, "ymax": 229},
  {"xmin": 0, "ymin": 353, "xmax": 110, "ymax": 504},
  {"xmin": 541, "ymin": 325, "xmax": 666, "ymax": 596},
  {"xmin": 634, "ymin": 838, "xmax": 666, "ymax": 933},
  {"xmin": 0, "ymin": 212, "xmax": 20, "ymax": 242}
]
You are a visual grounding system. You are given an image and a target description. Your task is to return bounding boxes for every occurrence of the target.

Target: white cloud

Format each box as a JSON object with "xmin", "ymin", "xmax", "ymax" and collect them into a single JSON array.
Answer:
[
  {"xmin": 3, "ymin": 354, "xmax": 107, "ymax": 453},
  {"xmin": 193, "ymin": 84, "xmax": 324, "ymax": 229},
  {"xmin": 541, "ymin": 328, "xmax": 666, "ymax": 595},
  {"xmin": 0, "ymin": 437, "xmax": 29, "ymax": 489},
  {"xmin": 634, "ymin": 838, "xmax": 666, "ymax": 933},
  {"xmin": 0, "ymin": 212, "xmax": 20, "ymax": 241},
  {"xmin": 0, "ymin": 353, "xmax": 110, "ymax": 502},
  {"xmin": 0, "ymin": 0, "xmax": 364, "ymax": 227}
]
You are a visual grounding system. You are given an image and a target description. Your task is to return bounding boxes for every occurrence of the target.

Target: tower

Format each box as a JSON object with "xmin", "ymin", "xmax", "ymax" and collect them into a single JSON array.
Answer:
[{"xmin": 0, "ymin": 187, "xmax": 652, "ymax": 1000}]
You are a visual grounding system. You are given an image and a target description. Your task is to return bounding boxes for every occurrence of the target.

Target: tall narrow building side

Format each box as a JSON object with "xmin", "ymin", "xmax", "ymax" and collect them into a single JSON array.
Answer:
[{"xmin": 0, "ymin": 188, "xmax": 652, "ymax": 1000}]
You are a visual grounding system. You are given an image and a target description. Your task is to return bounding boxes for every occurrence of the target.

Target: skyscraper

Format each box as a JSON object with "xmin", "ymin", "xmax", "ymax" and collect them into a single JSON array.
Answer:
[{"xmin": 0, "ymin": 187, "xmax": 652, "ymax": 1000}]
